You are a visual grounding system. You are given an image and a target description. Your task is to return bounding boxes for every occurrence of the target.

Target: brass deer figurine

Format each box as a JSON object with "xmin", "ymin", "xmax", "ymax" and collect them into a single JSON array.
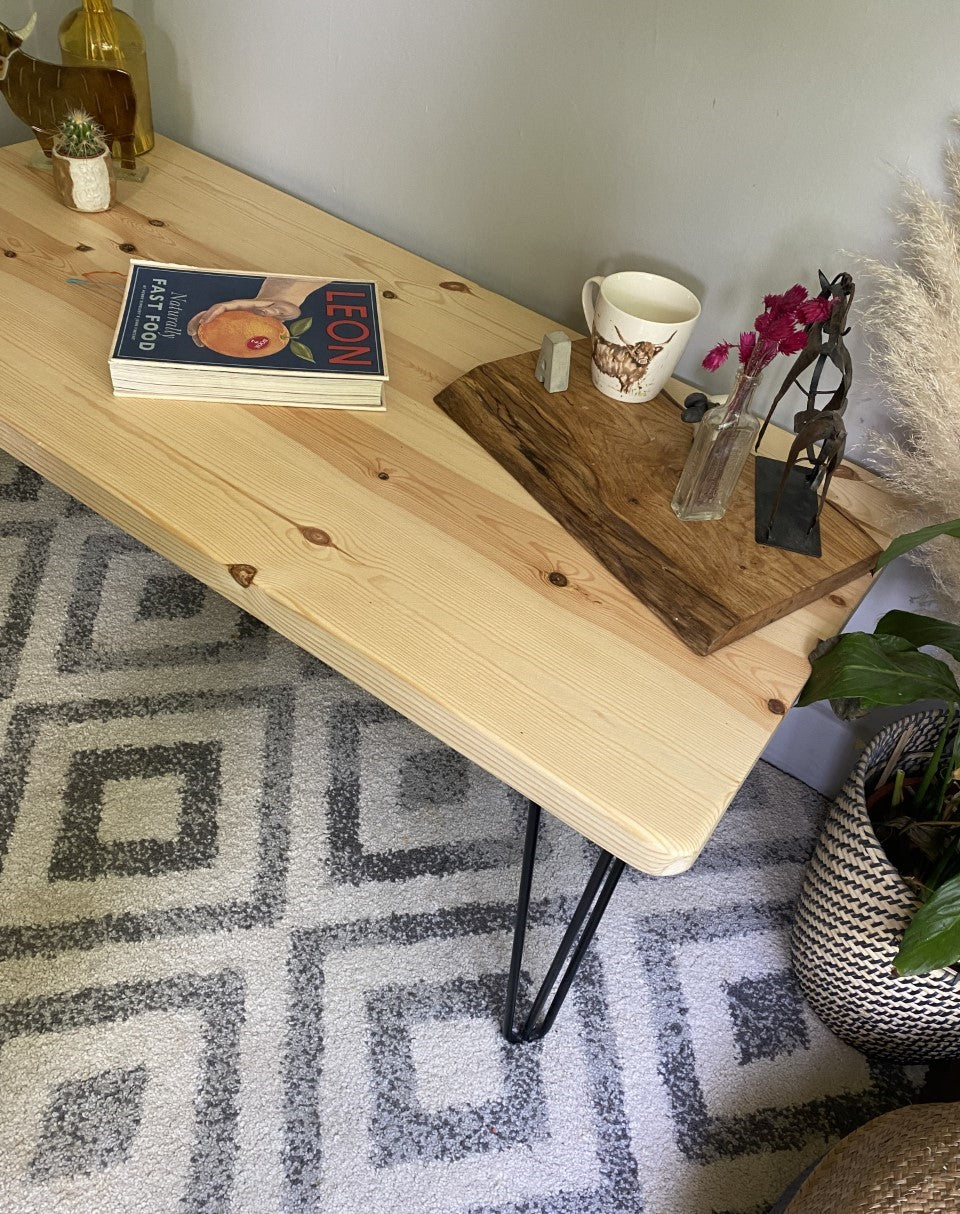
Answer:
[{"xmin": 0, "ymin": 14, "xmax": 138, "ymax": 171}]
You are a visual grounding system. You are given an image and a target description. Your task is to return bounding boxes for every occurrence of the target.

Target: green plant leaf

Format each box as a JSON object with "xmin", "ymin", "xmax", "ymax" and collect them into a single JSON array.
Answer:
[
  {"xmin": 913, "ymin": 703, "xmax": 956, "ymax": 806},
  {"xmin": 894, "ymin": 871, "xmax": 960, "ymax": 974},
  {"xmin": 875, "ymin": 610, "xmax": 960, "ymax": 663},
  {"xmin": 806, "ymin": 634, "xmax": 873, "ymax": 719},
  {"xmin": 876, "ymin": 518, "xmax": 960, "ymax": 570},
  {"xmin": 797, "ymin": 631, "xmax": 960, "ymax": 712},
  {"xmin": 288, "ymin": 317, "xmax": 313, "ymax": 338},
  {"xmin": 290, "ymin": 340, "xmax": 315, "ymax": 363}
]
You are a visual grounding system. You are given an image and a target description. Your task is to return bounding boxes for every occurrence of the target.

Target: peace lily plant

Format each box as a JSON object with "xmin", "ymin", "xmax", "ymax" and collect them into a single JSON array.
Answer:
[{"xmin": 798, "ymin": 517, "xmax": 960, "ymax": 976}]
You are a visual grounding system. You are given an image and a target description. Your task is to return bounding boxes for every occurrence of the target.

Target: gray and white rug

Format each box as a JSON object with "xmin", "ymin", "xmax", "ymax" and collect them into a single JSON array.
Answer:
[{"xmin": 0, "ymin": 452, "xmax": 917, "ymax": 1214}]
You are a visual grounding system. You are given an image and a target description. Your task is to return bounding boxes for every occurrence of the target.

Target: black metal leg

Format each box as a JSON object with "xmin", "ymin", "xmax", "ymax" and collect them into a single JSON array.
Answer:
[
  {"xmin": 502, "ymin": 801, "xmax": 626, "ymax": 1043},
  {"xmin": 501, "ymin": 801, "xmax": 542, "ymax": 1042}
]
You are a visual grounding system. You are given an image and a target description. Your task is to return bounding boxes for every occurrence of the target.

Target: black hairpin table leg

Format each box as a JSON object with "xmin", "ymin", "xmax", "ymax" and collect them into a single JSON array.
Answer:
[{"xmin": 502, "ymin": 801, "xmax": 626, "ymax": 1043}]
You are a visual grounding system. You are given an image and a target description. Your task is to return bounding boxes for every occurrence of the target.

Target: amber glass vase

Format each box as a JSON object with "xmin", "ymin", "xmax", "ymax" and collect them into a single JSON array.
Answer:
[
  {"xmin": 59, "ymin": 0, "xmax": 154, "ymax": 156},
  {"xmin": 671, "ymin": 369, "xmax": 762, "ymax": 522}
]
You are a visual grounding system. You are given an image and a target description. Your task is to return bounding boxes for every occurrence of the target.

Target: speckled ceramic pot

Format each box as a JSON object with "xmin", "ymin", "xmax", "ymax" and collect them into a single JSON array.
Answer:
[{"xmin": 52, "ymin": 145, "xmax": 115, "ymax": 212}]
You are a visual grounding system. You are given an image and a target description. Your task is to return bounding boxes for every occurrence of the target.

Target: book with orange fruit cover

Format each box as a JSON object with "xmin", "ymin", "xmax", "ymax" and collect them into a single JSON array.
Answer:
[{"xmin": 109, "ymin": 261, "xmax": 388, "ymax": 408}]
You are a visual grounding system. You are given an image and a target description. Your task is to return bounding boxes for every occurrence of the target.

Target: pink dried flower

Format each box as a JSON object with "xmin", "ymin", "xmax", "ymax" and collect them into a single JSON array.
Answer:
[
  {"xmin": 777, "ymin": 284, "xmax": 809, "ymax": 310},
  {"xmin": 703, "ymin": 278, "xmax": 823, "ymax": 378},
  {"xmin": 755, "ymin": 310, "xmax": 796, "ymax": 342},
  {"xmin": 778, "ymin": 328, "xmax": 809, "ymax": 356},
  {"xmin": 795, "ymin": 296, "xmax": 833, "ymax": 325},
  {"xmin": 702, "ymin": 341, "xmax": 732, "ymax": 371}
]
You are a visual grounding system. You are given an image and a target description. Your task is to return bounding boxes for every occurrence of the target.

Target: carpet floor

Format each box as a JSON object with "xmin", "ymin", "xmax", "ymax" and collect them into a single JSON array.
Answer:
[{"xmin": 0, "ymin": 452, "xmax": 918, "ymax": 1214}]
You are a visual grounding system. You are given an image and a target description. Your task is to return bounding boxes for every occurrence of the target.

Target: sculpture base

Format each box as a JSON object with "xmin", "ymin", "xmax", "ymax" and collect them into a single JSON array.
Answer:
[{"xmin": 754, "ymin": 456, "xmax": 822, "ymax": 558}]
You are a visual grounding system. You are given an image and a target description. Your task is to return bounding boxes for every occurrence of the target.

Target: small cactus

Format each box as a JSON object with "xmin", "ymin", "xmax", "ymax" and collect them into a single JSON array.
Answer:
[{"xmin": 54, "ymin": 109, "xmax": 108, "ymax": 158}]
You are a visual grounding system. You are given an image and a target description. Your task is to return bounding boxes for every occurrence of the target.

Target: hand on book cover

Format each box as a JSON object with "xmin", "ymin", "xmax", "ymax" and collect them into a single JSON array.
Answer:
[
  {"xmin": 186, "ymin": 297, "xmax": 302, "ymax": 347},
  {"xmin": 186, "ymin": 276, "xmax": 333, "ymax": 347}
]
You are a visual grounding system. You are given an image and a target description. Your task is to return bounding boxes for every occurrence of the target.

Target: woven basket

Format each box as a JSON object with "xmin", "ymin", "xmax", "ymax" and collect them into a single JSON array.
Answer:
[
  {"xmin": 792, "ymin": 710, "xmax": 960, "ymax": 1062},
  {"xmin": 781, "ymin": 1103, "xmax": 960, "ymax": 1213}
]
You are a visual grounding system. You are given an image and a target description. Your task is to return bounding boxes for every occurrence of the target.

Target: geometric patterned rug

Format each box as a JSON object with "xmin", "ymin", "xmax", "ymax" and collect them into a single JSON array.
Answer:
[{"xmin": 0, "ymin": 452, "xmax": 919, "ymax": 1213}]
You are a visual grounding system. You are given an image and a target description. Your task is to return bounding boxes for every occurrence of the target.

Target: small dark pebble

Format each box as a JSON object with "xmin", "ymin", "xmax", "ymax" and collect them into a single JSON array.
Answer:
[{"xmin": 681, "ymin": 392, "xmax": 710, "ymax": 424}]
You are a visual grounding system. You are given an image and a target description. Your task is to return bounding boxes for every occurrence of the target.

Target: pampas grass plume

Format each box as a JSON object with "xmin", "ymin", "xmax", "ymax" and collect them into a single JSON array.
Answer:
[{"xmin": 861, "ymin": 118, "xmax": 960, "ymax": 601}]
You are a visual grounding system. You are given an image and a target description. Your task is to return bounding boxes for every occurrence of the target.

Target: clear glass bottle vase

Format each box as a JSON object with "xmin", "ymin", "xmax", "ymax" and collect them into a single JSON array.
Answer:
[
  {"xmin": 671, "ymin": 368, "xmax": 761, "ymax": 522},
  {"xmin": 59, "ymin": 0, "xmax": 154, "ymax": 157}
]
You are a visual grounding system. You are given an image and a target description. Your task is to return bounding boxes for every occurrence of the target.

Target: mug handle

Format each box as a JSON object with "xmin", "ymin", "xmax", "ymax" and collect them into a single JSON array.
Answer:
[{"xmin": 582, "ymin": 276, "xmax": 603, "ymax": 331}]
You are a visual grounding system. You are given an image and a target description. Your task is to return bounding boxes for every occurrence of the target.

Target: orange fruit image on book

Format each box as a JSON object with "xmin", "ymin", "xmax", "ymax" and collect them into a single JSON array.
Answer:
[{"xmin": 196, "ymin": 310, "xmax": 291, "ymax": 359}]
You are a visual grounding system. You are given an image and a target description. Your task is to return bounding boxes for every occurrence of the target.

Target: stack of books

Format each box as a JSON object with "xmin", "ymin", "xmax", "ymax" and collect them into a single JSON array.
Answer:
[{"xmin": 109, "ymin": 261, "xmax": 388, "ymax": 409}]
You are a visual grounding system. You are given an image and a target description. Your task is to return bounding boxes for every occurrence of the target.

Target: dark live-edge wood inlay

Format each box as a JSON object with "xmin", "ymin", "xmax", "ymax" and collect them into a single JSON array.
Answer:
[{"xmin": 435, "ymin": 340, "xmax": 881, "ymax": 656}]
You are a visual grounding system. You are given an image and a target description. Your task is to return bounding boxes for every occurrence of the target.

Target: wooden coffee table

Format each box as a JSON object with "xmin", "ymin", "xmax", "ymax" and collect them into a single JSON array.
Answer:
[{"xmin": 0, "ymin": 137, "xmax": 891, "ymax": 1039}]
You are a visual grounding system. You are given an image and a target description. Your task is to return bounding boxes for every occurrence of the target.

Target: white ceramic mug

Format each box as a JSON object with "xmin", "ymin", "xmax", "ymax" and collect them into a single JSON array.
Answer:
[{"xmin": 582, "ymin": 271, "xmax": 700, "ymax": 403}]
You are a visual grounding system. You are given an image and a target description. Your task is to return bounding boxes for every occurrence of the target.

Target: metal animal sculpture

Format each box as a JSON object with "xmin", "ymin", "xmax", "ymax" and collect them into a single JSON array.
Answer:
[
  {"xmin": 763, "ymin": 410, "xmax": 847, "ymax": 537},
  {"xmin": 592, "ymin": 327, "xmax": 675, "ymax": 395},
  {"xmin": 757, "ymin": 271, "xmax": 855, "ymax": 536},
  {"xmin": 0, "ymin": 14, "xmax": 138, "ymax": 171}
]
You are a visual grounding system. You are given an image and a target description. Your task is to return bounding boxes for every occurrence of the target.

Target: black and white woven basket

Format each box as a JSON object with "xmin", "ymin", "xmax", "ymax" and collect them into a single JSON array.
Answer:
[{"xmin": 792, "ymin": 709, "xmax": 960, "ymax": 1062}]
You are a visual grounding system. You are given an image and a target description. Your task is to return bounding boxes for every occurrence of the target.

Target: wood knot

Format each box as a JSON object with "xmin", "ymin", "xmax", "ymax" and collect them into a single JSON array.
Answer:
[
  {"xmin": 832, "ymin": 465, "xmax": 858, "ymax": 480},
  {"xmin": 627, "ymin": 497, "xmax": 640, "ymax": 506},
  {"xmin": 148, "ymin": 218, "xmax": 165, "ymax": 227},
  {"xmin": 228, "ymin": 563, "xmax": 257, "ymax": 588},
  {"xmin": 829, "ymin": 593, "xmax": 846, "ymax": 607},
  {"xmin": 3, "ymin": 249, "xmax": 16, "ymax": 258},
  {"xmin": 300, "ymin": 526, "xmax": 331, "ymax": 546},
  {"xmin": 439, "ymin": 280, "xmax": 471, "ymax": 293},
  {"xmin": 119, "ymin": 242, "xmax": 137, "ymax": 253},
  {"xmin": 377, "ymin": 471, "xmax": 390, "ymax": 481},
  {"xmin": 548, "ymin": 571, "xmax": 568, "ymax": 587},
  {"xmin": 767, "ymin": 698, "xmax": 787, "ymax": 716},
  {"xmin": 75, "ymin": 244, "xmax": 93, "ymax": 252},
  {"xmin": 382, "ymin": 289, "xmax": 397, "ymax": 299}
]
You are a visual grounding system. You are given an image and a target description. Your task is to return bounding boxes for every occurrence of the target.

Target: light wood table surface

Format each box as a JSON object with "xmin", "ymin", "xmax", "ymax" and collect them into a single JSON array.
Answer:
[{"xmin": 0, "ymin": 137, "xmax": 891, "ymax": 876}]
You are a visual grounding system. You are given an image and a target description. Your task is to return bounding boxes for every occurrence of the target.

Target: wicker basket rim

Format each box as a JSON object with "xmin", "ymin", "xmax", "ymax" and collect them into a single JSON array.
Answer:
[
  {"xmin": 844, "ymin": 708, "xmax": 952, "ymax": 871},
  {"xmin": 850, "ymin": 708, "xmax": 951, "ymax": 793}
]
